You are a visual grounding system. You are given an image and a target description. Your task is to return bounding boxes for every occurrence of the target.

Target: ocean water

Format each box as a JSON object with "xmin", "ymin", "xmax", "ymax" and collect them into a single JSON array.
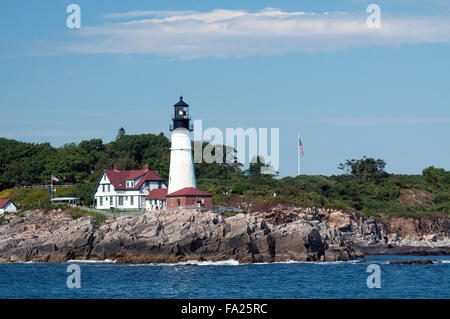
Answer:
[{"xmin": 0, "ymin": 255, "xmax": 449, "ymax": 299}]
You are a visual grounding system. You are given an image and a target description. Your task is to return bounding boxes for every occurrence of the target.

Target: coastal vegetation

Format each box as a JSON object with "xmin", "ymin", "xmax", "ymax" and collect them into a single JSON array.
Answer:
[{"xmin": 0, "ymin": 131, "xmax": 448, "ymax": 218}]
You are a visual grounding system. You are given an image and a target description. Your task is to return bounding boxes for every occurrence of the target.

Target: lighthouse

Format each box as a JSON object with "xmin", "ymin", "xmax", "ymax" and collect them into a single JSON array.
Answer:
[{"xmin": 168, "ymin": 96, "xmax": 196, "ymax": 194}]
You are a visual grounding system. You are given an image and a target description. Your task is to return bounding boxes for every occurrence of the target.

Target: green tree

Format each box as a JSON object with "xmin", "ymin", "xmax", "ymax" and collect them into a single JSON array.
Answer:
[
  {"xmin": 78, "ymin": 138, "xmax": 105, "ymax": 170},
  {"xmin": 116, "ymin": 127, "xmax": 126, "ymax": 141},
  {"xmin": 338, "ymin": 156, "xmax": 387, "ymax": 182},
  {"xmin": 45, "ymin": 143, "xmax": 91, "ymax": 183},
  {"xmin": 422, "ymin": 166, "xmax": 446, "ymax": 186}
]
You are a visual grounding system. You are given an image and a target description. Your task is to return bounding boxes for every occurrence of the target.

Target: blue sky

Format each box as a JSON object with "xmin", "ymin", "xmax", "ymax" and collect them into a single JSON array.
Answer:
[{"xmin": 1, "ymin": 0, "xmax": 450, "ymax": 177}]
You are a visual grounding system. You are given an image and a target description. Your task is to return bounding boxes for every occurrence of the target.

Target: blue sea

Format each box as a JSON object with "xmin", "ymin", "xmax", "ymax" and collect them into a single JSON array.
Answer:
[{"xmin": 0, "ymin": 255, "xmax": 449, "ymax": 299}]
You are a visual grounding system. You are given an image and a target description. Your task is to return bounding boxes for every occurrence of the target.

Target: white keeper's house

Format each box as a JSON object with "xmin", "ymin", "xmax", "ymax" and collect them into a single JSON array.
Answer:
[
  {"xmin": 0, "ymin": 199, "xmax": 17, "ymax": 214},
  {"xmin": 93, "ymin": 164, "xmax": 167, "ymax": 210}
]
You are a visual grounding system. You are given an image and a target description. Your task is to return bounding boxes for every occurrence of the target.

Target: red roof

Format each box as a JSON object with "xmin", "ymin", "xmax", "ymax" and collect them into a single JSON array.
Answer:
[
  {"xmin": 0, "ymin": 199, "xmax": 11, "ymax": 208},
  {"xmin": 166, "ymin": 187, "xmax": 212, "ymax": 197},
  {"xmin": 104, "ymin": 167, "xmax": 164, "ymax": 190},
  {"xmin": 145, "ymin": 188, "xmax": 168, "ymax": 200}
]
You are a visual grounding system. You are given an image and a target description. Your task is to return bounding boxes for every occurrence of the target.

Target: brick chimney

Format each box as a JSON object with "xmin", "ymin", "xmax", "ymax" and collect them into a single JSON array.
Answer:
[
  {"xmin": 113, "ymin": 164, "xmax": 119, "ymax": 172},
  {"xmin": 143, "ymin": 164, "xmax": 149, "ymax": 171}
]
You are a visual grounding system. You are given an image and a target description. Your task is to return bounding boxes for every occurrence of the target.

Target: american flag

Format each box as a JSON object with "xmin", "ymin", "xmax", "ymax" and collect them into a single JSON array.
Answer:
[
  {"xmin": 51, "ymin": 175, "xmax": 59, "ymax": 182},
  {"xmin": 298, "ymin": 137, "xmax": 304, "ymax": 156}
]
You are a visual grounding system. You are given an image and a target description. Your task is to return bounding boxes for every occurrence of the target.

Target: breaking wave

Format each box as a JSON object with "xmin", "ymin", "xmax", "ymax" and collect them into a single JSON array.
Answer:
[
  {"xmin": 130, "ymin": 259, "xmax": 365, "ymax": 266},
  {"xmin": 130, "ymin": 259, "xmax": 241, "ymax": 266},
  {"xmin": 174, "ymin": 259, "xmax": 240, "ymax": 266},
  {"xmin": 66, "ymin": 259, "xmax": 116, "ymax": 263}
]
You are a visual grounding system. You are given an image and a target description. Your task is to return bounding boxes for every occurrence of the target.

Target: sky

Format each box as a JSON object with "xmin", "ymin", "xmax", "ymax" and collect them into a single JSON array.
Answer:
[{"xmin": 1, "ymin": 0, "xmax": 449, "ymax": 177}]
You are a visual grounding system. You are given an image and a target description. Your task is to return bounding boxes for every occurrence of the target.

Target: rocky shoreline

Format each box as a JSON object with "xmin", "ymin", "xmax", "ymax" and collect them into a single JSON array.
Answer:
[{"xmin": 0, "ymin": 207, "xmax": 448, "ymax": 263}]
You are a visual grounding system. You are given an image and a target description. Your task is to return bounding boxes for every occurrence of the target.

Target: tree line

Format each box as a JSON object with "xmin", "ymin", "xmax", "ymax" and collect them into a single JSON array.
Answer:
[
  {"xmin": 0, "ymin": 129, "xmax": 448, "ymax": 215},
  {"xmin": 0, "ymin": 132, "xmax": 171, "ymax": 189}
]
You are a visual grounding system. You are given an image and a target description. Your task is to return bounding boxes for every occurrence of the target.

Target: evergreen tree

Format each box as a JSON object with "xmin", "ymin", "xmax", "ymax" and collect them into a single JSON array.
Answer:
[{"xmin": 116, "ymin": 127, "xmax": 126, "ymax": 141}]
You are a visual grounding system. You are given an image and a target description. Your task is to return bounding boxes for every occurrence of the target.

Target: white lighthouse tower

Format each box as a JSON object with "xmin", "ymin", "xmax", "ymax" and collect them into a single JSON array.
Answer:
[{"xmin": 168, "ymin": 96, "xmax": 196, "ymax": 194}]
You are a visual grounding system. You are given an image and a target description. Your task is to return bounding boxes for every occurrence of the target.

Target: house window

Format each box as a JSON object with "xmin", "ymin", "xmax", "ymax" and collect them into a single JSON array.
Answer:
[
  {"xmin": 102, "ymin": 184, "xmax": 105, "ymax": 192},
  {"xmin": 158, "ymin": 181, "xmax": 162, "ymax": 189},
  {"xmin": 130, "ymin": 196, "xmax": 134, "ymax": 205},
  {"xmin": 100, "ymin": 197, "xmax": 103, "ymax": 206},
  {"xmin": 119, "ymin": 196, "xmax": 123, "ymax": 205},
  {"xmin": 104, "ymin": 174, "xmax": 106, "ymax": 181},
  {"xmin": 110, "ymin": 197, "xmax": 113, "ymax": 205},
  {"xmin": 177, "ymin": 199, "xmax": 181, "ymax": 207},
  {"xmin": 107, "ymin": 184, "xmax": 110, "ymax": 192},
  {"xmin": 170, "ymin": 199, "xmax": 173, "ymax": 207}
]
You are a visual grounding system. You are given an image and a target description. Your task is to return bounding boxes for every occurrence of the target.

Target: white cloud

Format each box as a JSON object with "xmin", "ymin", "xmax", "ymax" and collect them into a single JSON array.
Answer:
[{"xmin": 52, "ymin": 8, "xmax": 450, "ymax": 59}]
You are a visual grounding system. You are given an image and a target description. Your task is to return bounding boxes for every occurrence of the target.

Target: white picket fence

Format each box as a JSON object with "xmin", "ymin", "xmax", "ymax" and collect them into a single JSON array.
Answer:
[{"xmin": 14, "ymin": 184, "xmax": 74, "ymax": 189}]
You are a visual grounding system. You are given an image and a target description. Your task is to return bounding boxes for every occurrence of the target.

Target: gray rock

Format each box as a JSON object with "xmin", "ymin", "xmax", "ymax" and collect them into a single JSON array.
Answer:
[{"xmin": 1, "ymin": 206, "xmax": 448, "ymax": 263}]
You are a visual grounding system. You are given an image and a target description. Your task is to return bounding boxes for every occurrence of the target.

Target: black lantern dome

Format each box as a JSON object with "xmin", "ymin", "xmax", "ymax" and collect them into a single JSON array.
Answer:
[{"xmin": 170, "ymin": 96, "xmax": 192, "ymax": 131}]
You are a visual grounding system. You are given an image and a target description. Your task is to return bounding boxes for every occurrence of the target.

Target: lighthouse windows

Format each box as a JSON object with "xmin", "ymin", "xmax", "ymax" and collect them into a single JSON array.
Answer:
[{"xmin": 175, "ymin": 106, "xmax": 188, "ymax": 118}]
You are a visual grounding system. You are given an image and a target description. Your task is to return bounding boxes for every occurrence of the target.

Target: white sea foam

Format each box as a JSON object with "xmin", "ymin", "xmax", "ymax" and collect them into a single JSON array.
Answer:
[
  {"xmin": 251, "ymin": 260, "xmax": 308, "ymax": 265},
  {"xmin": 175, "ymin": 259, "xmax": 240, "ymax": 266},
  {"xmin": 128, "ymin": 259, "xmax": 240, "ymax": 266},
  {"xmin": 66, "ymin": 259, "xmax": 116, "ymax": 263},
  {"xmin": 251, "ymin": 259, "xmax": 362, "ymax": 265},
  {"xmin": 129, "ymin": 259, "xmax": 365, "ymax": 267}
]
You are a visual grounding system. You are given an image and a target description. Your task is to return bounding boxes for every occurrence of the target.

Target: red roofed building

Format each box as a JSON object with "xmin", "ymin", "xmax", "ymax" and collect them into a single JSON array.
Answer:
[
  {"xmin": 166, "ymin": 187, "xmax": 212, "ymax": 212},
  {"xmin": 94, "ymin": 164, "xmax": 167, "ymax": 210},
  {"xmin": 145, "ymin": 188, "xmax": 168, "ymax": 211},
  {"xmin": 0, "ymin": 199, "xmax": 17, "ymax": 214}
]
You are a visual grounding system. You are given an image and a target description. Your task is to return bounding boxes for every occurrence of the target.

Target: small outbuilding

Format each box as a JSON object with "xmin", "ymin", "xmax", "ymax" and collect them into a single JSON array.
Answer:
[
  {"xmin": 166, "ymin": 187, "xmax": 212, "ymax": 212},
  {"xmin": 145, "ymin": 188, "xmax": 168, "ymax": 211},
  {"xmin": 0, "ymin": 199, "xmax": 17, "ymax": 214}
]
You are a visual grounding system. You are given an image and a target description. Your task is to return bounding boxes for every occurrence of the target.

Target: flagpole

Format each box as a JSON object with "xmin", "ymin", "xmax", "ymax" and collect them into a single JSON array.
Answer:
[{"xmin": 297, "ymin": 133, "xmax": 300, "ymax": 176}]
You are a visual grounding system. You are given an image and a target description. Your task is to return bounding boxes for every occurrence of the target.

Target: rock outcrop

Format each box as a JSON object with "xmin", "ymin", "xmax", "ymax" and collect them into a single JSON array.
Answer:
[
  {"xmin": 0, "ymin": 210, "xmax": 96, "ymax": 262},
  {"xmin": 254, "ymin": 206, "xmax": 450, "ymax": 256},
  {"xmin": 0, "ymin": 206, "xmax": 448, "ymax": 263},
  {"xmin": 0, "ymin": 209, "xmax": 352, "ymax": 263}
]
